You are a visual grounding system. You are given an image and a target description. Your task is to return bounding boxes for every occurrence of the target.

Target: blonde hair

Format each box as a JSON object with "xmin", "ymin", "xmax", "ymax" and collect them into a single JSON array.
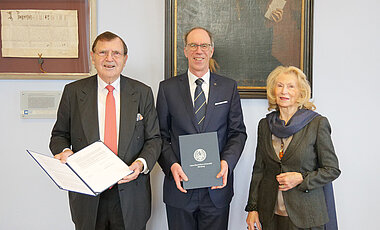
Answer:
[
  {"xmin": 266, "ymin": 66, "xmax": 316, "ymax": 111},
  {"xmin": 209, "ymin": 58, "xmax": 219, "ymax": 73}
]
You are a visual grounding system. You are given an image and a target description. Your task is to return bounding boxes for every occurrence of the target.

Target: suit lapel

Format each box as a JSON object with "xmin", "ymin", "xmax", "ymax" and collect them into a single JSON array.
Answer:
[
  {"xmin": 203, "ymin": 73, "xmax": 219, "ymax": 131},
  {"xmin": 178, "ymin": 74, "xmax": 201, "ymax": 132},
  {"xmin": 118, "ymin": 76, "xmax": 138, "ymax": 160},
  {"xmin": 78, "ymin": 76, "xmax": 100, "ymax": 144}
]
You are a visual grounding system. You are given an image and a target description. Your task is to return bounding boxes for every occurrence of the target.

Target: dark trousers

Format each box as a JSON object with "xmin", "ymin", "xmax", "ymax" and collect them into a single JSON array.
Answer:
[
  {"xmin": 265, "ymin": 214, "xmax": 324, "ymax": 230},
  {"xmin": 95, "ymin": 185, "xmax": 126, "ymax": 230},
  {"xmin": 166, "ymin": 188, "xmax": 229, "ymax": 230}
]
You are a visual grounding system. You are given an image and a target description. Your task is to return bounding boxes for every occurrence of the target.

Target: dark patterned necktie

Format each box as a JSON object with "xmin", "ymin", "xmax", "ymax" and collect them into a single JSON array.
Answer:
[{"xmin": 194, "ymin": 78, "xmax": 206, "ymax": 126}]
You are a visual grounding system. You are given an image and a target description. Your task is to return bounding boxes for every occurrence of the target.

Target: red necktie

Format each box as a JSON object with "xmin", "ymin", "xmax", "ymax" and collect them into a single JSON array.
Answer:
[{"xmin": 104, "ymin": 85, "xmax": 117, "ymax": 155}]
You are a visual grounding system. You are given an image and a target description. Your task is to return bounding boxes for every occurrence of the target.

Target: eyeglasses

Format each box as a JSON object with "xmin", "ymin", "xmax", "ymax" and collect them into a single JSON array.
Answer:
[
  {"xmin": 186, "ymin": 43, "xmax": 212, "ymax": 51},
  {"xmin": 95, "ymin": 50, "xmax": 124, "ymax": 58}
]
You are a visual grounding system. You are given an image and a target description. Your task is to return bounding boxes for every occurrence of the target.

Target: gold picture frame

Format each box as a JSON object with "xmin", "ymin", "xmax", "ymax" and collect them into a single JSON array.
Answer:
[{"xmin": 165, "ymin": 0, "xmax": 313, "ymax": 98}]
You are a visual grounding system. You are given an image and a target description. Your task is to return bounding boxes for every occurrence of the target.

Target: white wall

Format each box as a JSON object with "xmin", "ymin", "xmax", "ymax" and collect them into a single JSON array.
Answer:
[
  {"xmin": 1, "ymin": 0, "xmax": 379, "ymax": 229},
  {"xmin": 312, "ymin": 1, "xmax": 380, "ymax": 229}
]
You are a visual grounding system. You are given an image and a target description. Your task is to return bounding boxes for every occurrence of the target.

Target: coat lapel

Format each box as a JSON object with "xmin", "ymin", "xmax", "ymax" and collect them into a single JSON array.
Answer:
[
  {"xmin": 118, "ymin": 76, "xmax": 138, "ymax": 160},
  {"xmin": 78, "ymin": 76, "xmax": 100, "ymax": 144},
  {"xmin": 178, "ymin": 74, "xmax": 201, "ymax": 132},
  {"xmin": 262, "ymin": 120, "xmax": 281, "ymax": 163},
  {"xmin": 202, "ymin": 73, "xmax": 219, "ymax": 131},
  {"xmin": 280, "ymin": 127, "xmax": 304, "ymax": 162}
]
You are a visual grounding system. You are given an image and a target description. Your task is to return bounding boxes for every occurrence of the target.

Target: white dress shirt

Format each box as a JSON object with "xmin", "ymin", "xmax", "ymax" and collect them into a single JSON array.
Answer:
[
  {"xmin": 98, "ymin": 76, "xmax": 121, "ymax": 145},
  {"xmin": 97, "ymin": 76, "xmax": 148, "ymax": 173},
  {"xmin": 187, "ymin": 70, "xmax": 210, "ymax": 105}
]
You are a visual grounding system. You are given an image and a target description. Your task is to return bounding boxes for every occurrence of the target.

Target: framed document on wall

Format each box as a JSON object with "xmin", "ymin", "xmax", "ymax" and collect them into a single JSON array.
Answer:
[
  {"xmin": 165, "ymin": 0, "xmax": 314, "ymax": 98},
  {"xmin": 0, "ymin": 0, "xmax": 97, "ymax": 79}
]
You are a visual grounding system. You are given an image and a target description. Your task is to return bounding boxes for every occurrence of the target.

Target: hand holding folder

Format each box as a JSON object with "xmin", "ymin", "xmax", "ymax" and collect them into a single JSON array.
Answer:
[{"xmin": 27, "ymin": 141, "xmax": 133, "ymax": 196}]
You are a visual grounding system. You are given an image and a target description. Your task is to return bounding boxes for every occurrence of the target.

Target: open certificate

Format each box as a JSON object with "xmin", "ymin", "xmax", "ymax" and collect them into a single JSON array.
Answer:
[{"xmin": 27, "ymin": 141, "xmax": 133, "ymax": 196}]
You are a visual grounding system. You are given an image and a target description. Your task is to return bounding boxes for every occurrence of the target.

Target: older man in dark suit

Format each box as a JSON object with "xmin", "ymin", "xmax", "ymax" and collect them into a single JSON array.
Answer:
[
  {"xmin": 156, "ymin": 27, "xmax": 247, "ymax": 230},
  {"xmin": 50, "ymin": 31, "xmax": 161, "ymax": 230}
]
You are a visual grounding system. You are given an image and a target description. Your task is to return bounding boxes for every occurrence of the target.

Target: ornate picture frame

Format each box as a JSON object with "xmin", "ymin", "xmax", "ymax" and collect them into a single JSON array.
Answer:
[{"xmin": 165, "ymin": 0, "xmax": 313, "ymax": 98}]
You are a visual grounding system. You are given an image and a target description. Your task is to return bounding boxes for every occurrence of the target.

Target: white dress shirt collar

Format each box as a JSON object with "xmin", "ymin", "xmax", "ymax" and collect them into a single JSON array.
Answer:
[
  {"xmin": 98, "ymin": 76, "xmax": 120, "ymax": 93},
  {"xmin": 188, "ymin": 69, "xmax": 210, "ymax": 105},
  {"xmin": 187, "ymin": 69, "xmax": 210, "ymax": 86}
]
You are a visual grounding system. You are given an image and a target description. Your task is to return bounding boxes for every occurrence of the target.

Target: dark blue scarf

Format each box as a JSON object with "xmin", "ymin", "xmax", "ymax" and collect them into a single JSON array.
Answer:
[
  {"xmin": 266, "ymin": 109, "xmax": 320, "ymax": 138},
  {"xmin": 267, "ymin": 109, "xmax": 338, "ymax": 230}
]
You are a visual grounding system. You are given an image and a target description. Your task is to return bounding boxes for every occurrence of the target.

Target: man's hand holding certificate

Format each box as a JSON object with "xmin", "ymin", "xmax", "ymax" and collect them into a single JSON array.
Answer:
[
  {"xmin": 27, "ymin": 141, "xmax": 133, "ymax": 196},
  {"xmin": 179, "ymin": 132, "xmax": 223, "ymax": 190}
]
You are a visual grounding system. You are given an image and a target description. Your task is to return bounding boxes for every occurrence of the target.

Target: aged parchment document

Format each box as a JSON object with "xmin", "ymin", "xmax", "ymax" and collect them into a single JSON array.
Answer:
[{"xmin": 1, "ymin": 10, "xmax": 78, "ymax": 58}]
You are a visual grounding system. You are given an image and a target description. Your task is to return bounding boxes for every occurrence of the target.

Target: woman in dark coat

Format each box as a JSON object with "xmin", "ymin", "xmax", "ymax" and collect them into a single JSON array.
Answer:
[{"xmin": 245, "ymin": 66, "xmax": 340, "ymax": 230}]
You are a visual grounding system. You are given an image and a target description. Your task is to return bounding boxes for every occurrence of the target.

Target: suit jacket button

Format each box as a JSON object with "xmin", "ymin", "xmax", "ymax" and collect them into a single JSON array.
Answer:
[{"xmin": 305, "ymin": 189, "xmax": 309, "ymax": 193}]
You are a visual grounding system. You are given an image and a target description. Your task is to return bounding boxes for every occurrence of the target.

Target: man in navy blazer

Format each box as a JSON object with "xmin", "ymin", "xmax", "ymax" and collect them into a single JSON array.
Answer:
[{"xmin": 156, "ymin": 27, "xmax": 247, "ymax": 230}]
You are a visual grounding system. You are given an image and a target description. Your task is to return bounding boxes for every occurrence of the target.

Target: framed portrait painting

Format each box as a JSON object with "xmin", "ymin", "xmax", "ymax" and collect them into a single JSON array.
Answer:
[{"xmin": 165, "ymin": 0, "xmax": 313, "ymax": 98}]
